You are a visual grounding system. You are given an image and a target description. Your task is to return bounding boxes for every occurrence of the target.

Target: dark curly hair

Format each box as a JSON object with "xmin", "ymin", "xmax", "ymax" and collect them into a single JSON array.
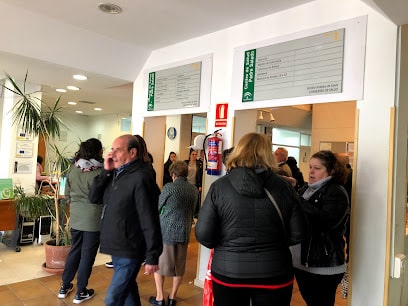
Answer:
[{"xmin": 311, "ymin": 150, "xmax": 347, "ymax": 185}]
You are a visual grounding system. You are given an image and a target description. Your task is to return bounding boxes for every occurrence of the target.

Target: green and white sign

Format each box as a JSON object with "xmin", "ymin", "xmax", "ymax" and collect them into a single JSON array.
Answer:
[
  {"xmin": 147, "ymin": 62, "xmax": 202, "ymax": 111},
  {"xmin": 0, "ymin": 178, "xmax": 14, "ymax": 200},
  {"xmin": 241, "ymin": 29, "xmax": 345, "ymax": 102}
]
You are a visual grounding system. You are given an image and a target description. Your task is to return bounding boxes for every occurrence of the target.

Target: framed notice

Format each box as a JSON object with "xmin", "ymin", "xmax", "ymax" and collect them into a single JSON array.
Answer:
[
  {"xmin": 17, "ymin": 128, "xmax": 33, "ymax": 141},
  {"xmin": 143, "ymin": 54, "xmax": 213, "ymax": 117},
  {"xmin": 16, "ymin": 141, "xmax": 34, "ymax": 158},
  {"xmin": 231, "ymin": 16, "xmax": 367, "ymax": 109}
]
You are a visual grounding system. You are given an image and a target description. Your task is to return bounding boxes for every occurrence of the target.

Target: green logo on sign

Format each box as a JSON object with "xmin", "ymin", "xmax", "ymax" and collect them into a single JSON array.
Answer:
[
  {"xmin": 242, "ymin": 49, "xmax": 256, "ymax": 102},
  {"xmin": 147, "ymin": 72, "xmax": 156, "ymax": 111}
]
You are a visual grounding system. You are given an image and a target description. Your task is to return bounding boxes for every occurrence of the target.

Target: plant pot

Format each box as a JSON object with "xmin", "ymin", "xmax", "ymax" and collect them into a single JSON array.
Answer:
[{"xmin": 42, "ymin": 239, "xmax": 71, "ymax": 274}]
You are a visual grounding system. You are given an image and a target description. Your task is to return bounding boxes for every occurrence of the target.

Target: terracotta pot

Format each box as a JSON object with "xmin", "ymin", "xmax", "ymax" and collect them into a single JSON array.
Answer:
[{"xmin": 42, "ymin": 239, "xmax": 71, "ymax": 274}]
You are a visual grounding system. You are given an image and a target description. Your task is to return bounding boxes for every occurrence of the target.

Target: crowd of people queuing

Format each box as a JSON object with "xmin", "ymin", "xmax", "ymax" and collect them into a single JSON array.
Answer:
[{"xmin": 54, "ymin": 132, "xmax": 350, "ymax": 306}]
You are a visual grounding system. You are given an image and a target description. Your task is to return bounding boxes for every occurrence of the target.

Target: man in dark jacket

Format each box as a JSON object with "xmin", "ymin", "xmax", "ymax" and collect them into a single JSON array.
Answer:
[{"xmin": 89, "ymin": 134, "xmax": 163, "ymax": 306}]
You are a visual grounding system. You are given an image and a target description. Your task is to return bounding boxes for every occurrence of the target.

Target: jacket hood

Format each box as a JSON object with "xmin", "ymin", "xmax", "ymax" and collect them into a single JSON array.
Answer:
[{"xmin": 226, "ymin": 167, "xmax": 268, "ymax": 198}]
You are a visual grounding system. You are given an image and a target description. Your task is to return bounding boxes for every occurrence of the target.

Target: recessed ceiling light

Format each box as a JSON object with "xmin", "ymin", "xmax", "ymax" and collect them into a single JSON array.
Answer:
[
  {"xmin": 73, "ymin": 74, "xmax": 87, "ymax": 81},
  {"xmin": 98, "ymin": 3, "xmax": 122, "ymax": 14},
  {"xmin": 94, "ymin": 107, "xmax": 102, "ymax": 111},
  {"xmin": 67, "ymin": 85, "xmax": 80, "ymax": 91},
  {"xmin": 75, "ymin": 110, "xmax": 83, "ymax": 114},
  {"xmin": 68, "ymin": 101, "xmax": 77, "ymax": 105},
  {"xmin": 56, "ymin": 88, "xmax": 66, "ymax": 93}
]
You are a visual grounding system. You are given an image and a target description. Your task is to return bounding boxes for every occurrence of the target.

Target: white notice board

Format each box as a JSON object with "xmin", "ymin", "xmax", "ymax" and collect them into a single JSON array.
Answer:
[
  {"xmin": 242, "ymin": 29, "xmax": 344, "ymax": 102},
  {"xmin": 232, "ymin": 16, "xmax": 367, "ymax": 110},
  {"xmin": 143, "ymin": 54, "xmax": 213, "ymax": 117}
]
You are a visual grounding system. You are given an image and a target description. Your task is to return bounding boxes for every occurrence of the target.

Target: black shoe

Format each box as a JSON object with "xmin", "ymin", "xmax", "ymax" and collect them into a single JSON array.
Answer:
[
  {"xmin": 58, "ymin": 283, "xmax": 73, "ymax": 298},
  {"xmin": 148, "ymin": 296, "xmax": 165, "ymax": 306},
  {"xmin": 73, "ymin": 288, "xmax": 95, "ymax": 304},
  {"xmin": 105, "ymin": 261, "xmax": 114, "ymax": 268},
  {"xmin": 168, "ymin": 297, "xmax": 177, "ymax": 306}
]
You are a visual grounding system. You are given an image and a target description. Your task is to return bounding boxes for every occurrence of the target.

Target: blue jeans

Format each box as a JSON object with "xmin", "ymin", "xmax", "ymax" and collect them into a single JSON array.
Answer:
[
  {"xmin": 62, "ymin": 229, "xmax": 100, "ymax": 294},
  {"xmin": 105, "ymin": 256, "xmax": 143, "ymax": 306}
]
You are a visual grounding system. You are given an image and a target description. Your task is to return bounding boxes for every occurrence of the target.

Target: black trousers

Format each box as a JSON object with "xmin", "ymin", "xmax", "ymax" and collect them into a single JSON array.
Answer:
[
  {"xmin": 294, "ymin": 268, "xmax": 344, "ymax": 306},
  {"xmin": 212, "ymin": 281, "xmax": 293, "ymax": 306},
  {"xmin": 61, "ymin": 229, "xmax": 100, "ymax": 294}
]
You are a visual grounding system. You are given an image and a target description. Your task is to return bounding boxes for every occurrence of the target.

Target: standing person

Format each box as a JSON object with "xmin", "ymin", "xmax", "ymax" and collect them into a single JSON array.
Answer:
[
  {"xmin": 105, "ymin": 136, "xmax": 157, "ymax": 270},
  {"xmin": 286, "ymin": 156, "xmax": 305, "ymax": 192},
  {"xmin": 291, "ymin": 150, "xmax": 350, "ymax": 306},
  {"xmin": 163, "ymin": 151, "xmax": 177, "ymax": 186},
  {"xmin": 149, "ymin": 160, "xmax": 198, "ymax": 306},
  {"xmin": 274, "ymin": 147, "xmax": 293, "ymax": 177},
  {"xmin": 89, "ymin": 134, "xmax": 163, "ymax": 306},
  {"xmin": 57, "ymin": 138, "xmax": 104, "ymax": 304},
  {"xmin": 195, "ymin": 133, "xmax": 305, "ymax": 306},
  {"xmin": 184, "ymin": 149, "xmax": 203, "ymax": 218}
]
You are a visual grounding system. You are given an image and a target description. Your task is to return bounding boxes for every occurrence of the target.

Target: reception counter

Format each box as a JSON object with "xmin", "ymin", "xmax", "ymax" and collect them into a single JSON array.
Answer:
[{"xmin": 0, "ymin": 199, "xmax": 16, "ymax": 230}]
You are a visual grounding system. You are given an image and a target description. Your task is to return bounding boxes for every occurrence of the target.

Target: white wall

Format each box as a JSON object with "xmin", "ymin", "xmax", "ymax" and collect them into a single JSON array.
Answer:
[
  {"xmin": 87, "ymin": 114, "xmax": 131, "ymax": 150},
  {"xmin": 131, "ymin": 0, "xmax": 400, "ymax": 305}
]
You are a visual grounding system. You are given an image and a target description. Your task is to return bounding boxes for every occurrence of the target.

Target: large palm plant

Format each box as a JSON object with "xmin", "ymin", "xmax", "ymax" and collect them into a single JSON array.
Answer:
[{"xmin": 2, "ymin": 71, "xmax": 72, "ymax": 245}]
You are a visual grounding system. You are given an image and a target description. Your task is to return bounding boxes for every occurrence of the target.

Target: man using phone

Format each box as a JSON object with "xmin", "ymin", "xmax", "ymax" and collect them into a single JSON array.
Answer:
[{"xmin": 89, "ymin": 134, "xmax": 163, "ymax": 306}]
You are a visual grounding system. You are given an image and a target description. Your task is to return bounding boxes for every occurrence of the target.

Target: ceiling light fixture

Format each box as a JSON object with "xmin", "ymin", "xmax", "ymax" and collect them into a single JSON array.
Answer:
[
  {"xmin": 94, "ymin": 107, "xmax": 102, "ymax": 111},
  {"xmin": 56, "ymin": 88, "xmax": 66, "ymax": 93},
  {"xmin": 67, "ymin": 85, "xmax": 80, "ymax": 91},
  {"xmin": 75, "ymin": 110, "xmax": 83, "ymax": 114},
  {"xmin": 68, "ymin": 101, "xmax": 77, "ymax": 105},
  {"xmin": 258, "ymin": 110, "xmax": 275, "ymax": 122},
  {"xmin": 98, "ymin": 3, "xmax": 123, "ymax": 14},
  {"xmin": 73, "ymin": 74, "xmax": 87, "ymax": 81}
]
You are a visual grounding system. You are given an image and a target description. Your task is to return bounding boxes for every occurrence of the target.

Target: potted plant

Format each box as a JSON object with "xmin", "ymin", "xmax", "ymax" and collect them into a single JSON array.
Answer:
[{"xmin": 2, "ymin": 72, "xmax": 73, "ymax": 272}]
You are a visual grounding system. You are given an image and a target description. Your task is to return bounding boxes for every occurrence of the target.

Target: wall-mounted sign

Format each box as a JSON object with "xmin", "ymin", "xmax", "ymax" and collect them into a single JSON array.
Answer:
[
  {"xmin": 17, "ymin": 128, "xmax": 33, "ymax": 141},
  {"xmin": 215, "ymin": 103, "xmax": 229, "ymax": 127},
  {"xmin": 147, "ymin": 62, "xmax": 202, "ymax": 111},
  {"xmin": 242, "ymin": 29, "xmax": 344, "ymax": 102},
  {"xmin": 16, "ymin": 141, "xmax": 33, "ymax": 158}
]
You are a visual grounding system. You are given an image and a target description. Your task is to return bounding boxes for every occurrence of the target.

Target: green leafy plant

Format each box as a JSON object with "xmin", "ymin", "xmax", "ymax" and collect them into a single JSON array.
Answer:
[{"xmin": 2, "ymin": 71, "xmax": 72, "ymax": 246}]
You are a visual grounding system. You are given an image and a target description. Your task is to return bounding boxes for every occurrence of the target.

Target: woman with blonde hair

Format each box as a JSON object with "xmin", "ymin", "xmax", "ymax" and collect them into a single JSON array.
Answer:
[{"xmin": 196, "ymin": 132, "xmax": 305, "ymax": 306}]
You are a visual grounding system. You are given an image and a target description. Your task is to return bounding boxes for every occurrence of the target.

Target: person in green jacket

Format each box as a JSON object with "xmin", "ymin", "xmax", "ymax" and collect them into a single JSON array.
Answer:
[{"xmin": 57, "ymin": 138, "xmax": 104, "ymax": 304}]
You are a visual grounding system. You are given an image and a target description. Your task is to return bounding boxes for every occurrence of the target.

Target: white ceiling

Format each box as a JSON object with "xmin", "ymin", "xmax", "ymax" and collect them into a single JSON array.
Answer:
[{"xmin": 0, "ymin": 0, "xmax": 406, "ymax": 116}]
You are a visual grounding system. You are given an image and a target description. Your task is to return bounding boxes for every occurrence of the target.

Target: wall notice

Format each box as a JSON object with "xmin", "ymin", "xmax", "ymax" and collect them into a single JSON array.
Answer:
[
  {"xmin": 147, "ymin": 62, "xmax": 202, "ymax": 111},
  {"xmin": 242, "ymin": 29, "xmax": 345, "ymax": 102}
]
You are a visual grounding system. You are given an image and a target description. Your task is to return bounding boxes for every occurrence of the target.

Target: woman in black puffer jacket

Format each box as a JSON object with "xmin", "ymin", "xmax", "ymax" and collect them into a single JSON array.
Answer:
[
  {"xmin": 291, "ymin": 150, "xmax": 350, "ymax": 306},
  {"xmin": 195, "ymin": 133, "xmax": 305, "ymax": 306}
]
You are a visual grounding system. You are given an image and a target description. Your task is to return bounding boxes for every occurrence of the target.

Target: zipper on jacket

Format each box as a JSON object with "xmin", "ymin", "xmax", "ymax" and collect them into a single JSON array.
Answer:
[{"xmin": 305, "ymin": 235, "xmax": 313, "ymax": 267}]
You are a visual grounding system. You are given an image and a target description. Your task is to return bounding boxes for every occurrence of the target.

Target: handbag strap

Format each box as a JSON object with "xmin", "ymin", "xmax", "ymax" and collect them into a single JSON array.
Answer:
[{"xmin": 264, "ymin": 188, "xmax": 285, "ymax": 232}]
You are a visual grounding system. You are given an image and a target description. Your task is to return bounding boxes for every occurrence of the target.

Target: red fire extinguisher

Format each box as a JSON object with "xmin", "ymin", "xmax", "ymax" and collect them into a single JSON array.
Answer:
[{"xmin": 206, "ymin": 131, "xmax": 223, "ymax": 175}]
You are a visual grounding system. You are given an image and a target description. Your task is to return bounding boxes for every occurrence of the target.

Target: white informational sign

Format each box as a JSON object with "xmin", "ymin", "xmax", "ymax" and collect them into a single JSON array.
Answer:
[
  {"xmin": 17, "ymin": 129, "xmax": 33, "ymax": 141},
  {"xmin": 143, "ymin": 54, "xmax": 213, "ymax": 117},
  {"xmin": 231, "ymin": 16, "xmax": 367, "ymax": 109},
  {"xmin": 15, "ymin": 159, "xmax": 33, "ymax": 174},
  {"xmin": 147, "ymin": 62, "xmax": 202, "ymax": 111},
  {"xmin": 16, "ymin": 141, "xmax": 34, "ymax": 158},
  {"xmin": 242, "ymin": 29, "xmax": 344, "ymax": 102}
]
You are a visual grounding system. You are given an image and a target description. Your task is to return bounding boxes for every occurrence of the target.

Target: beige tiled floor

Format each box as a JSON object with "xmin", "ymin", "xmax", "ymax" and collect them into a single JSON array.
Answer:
[{"xmin": 0, "ymin": 230, "xmax": 347, "ymax": 305}]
